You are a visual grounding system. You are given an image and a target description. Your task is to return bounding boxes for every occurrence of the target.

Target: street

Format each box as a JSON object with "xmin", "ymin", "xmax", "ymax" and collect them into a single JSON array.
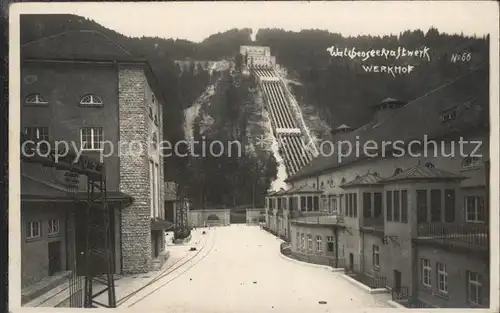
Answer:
[{"xmin": 119, "ymin": 225, "xmax": 392, "ymax": 312}]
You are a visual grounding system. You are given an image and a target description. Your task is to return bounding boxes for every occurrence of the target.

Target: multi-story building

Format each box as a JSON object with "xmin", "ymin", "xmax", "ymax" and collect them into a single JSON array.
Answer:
[
  {"xmin": 265, "ymin": 67, "xmax": 490, "ymax": 308},
  {"xmin": 20, "ymin": 30, "xmax": 168, "ymax": 292},
  {"xmin": 240, "ymin": 45, "xmax": 276, "ymax": 68}
]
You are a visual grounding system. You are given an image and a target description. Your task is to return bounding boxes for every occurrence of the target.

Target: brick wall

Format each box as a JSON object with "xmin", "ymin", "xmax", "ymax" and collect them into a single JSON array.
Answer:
[{"xmin": 118, "ymin": 66, "xmax": 152, "ymax": 273}]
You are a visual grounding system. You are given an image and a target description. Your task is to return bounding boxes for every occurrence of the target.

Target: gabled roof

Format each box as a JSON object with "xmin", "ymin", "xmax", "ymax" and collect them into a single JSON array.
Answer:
[
  {"xmin": 341, "ymin": 172, "xmax": 382, "ymax": 188},
  {"xmin": 287, "ymin": 67, "xmax": 488, "ymax": 182},
  {"xmin": 267, "ymin": 189, "xmax": 286, "ymax": 196},
  {"xmin": 378, "ymin": 164, "xmax": 466, "ymax": 184},
  {"xmin": 21, "ymin": 30, "xmax": 132, "ymax": 61},
  {"xmin": 336, "ymin": 124, "xmax": 351, "ymax": 129}
]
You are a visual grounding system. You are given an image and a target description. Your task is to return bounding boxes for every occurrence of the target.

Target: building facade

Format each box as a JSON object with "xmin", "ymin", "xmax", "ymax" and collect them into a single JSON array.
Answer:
[
  {"xmin": 21, "ymin": 30, "xmax": 168, "ymax": 283},
  {"xmin": 265, "ymin": 68, "xmax": 490, "ymax": 308}
]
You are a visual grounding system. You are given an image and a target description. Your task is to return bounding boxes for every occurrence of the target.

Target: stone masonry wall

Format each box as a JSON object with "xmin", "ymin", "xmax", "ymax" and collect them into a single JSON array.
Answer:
[{"xmin": 118, "ymin": 66, "xmax": 152, "ymax": 273}]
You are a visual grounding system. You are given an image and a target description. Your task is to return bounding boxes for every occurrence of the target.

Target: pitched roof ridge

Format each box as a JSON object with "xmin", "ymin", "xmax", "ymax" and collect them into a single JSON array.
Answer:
[{"xmin": 21, "ymin": 29, "xmax": 132, "ymax": 55}]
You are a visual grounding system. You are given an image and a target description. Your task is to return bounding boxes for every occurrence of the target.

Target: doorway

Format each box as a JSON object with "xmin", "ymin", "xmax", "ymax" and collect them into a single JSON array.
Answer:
[
  {"xmin": 48, "ymin": 241, "xmax": 62, "ymax": 275},
  {"xmin": 349, "ymin": 253, "xmax": 354, "ymax": 271},
  {"xmin": 393, "ymin": 269, "xmax": 402, "ymax": 291}
]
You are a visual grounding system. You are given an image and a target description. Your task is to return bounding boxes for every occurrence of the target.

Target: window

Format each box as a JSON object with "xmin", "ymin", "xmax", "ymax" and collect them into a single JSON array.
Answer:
[
  {"xmin": 401, "ymin": 190, "xmax": 408, "ymax": 223},
  {"xmin": 462, "ymin": 157, "xmax": 482, "ymax": 169},
  {"xmin": 373, "ymin": 192, "xmax": 382, "ymax": 218},
  {"xmin": 151, "ymin": 132, "xmax": 158, "ymax": 149},
  {"xmin": 417, "ymin": 190, "xmax": 428, "ymax": 223},
  {"xmin": 422, "ymin": 258, "xmax": 432, "ymax": 287},
  {"xmin": 373, "ymin": 245, "xmax": 380, "ymax": 268},
  {"xmin": 24, "ymin": 127, "xmax": 49, "ymax": 141},
  {"xmin": 436, "ymin": 262, "xmax": 448, "ymax": 294},
  {"xmin": 394, "ymin": 168, "xmax": 403, "ymax": 175},
  {"xmin": 155, "ymin": 163, "xmax": 160, "ymax": 216},
  {"xmin": 444, "ymin": 190, "xmax": 455, "ymax": 222},
  {"xmin": 296, "ymin": 232, "xmax": 300, "ymax": 248},
  {"xmin": 26, "ymin": 221, "xmax": 41, "ymax": 239},
  {"xmin": 386, "ymin": 191, "xmax": 393, "ymax": 221},
  {"xmin": 320, "ymin": 181, "xmax": 324, "ymax": 189},
  {"xmin": 430, "ymin": 189, "xmax": 442, "ymax": 222},
  {"xmin": 326, "ymin": 236, "xmax": 334, "ymax": 252},
  {"xmin": 425, "ymin": 162, "xmax": 435, "ymax": 168},
  {"xmin": 154, "ymin": 115, "xmax": 159, "ymax": 126},
  {"xmin": 300, "ymin": 196, "xmax": 306, "ymax": 211},
  {"xmin": 307, "ymin": 234, "xmax": 312, "ymax": 251},
  {"xmin": 394, "ymin": 190, "xmax": 400, "ymax": 221},
  {"xmin": 80, "ymin": 127, "xmax": 103, "ymax": 150},
  {"xmin": 465, "ymin": 196, "xmax": 485, "ymax": 223},
  {"xmin": 316, "ymin": 236, "xmax": 323, "ymax": 252},
  {"xmin": 48, "ymin": 219, "xmax": 59, "ymax": 235},
  {"xmin": 441, "ymin": 110, "xmax": 457, "ymax": 122},
  {"xmin": 363, "ymin": 192, "xmax": 372, "ymax": 218},
  {"xmin": 152, "ymin": 94, "xmax": 156, "ymax": 104},
  {"xmin": 150, "ymin": 161, "xmax": 155, "ymax": 217},
  {"xmin": 330, "ymin": 197, "xmax": 338, "ymax": 214},
  {"xmin": 467, "ymin": 271, "xmax": 483, "ymax": 305},
  {"xmin": 79, "ymin": 94, "xmax": 103, "ymax": 107},
  {"xmin": 301, "ymin": 234, "xmax": 305, "ymax": 250},
  {"xmin": 313, "ymin": 196, "xmax": 319, "ymax": 211},
  {"xmin": 353, "ymin": 193, "xmax": 357, "ymax": 217},
  {"xmin": 25, "ymin": 93, "xmax": 48, "ymax": 105}
]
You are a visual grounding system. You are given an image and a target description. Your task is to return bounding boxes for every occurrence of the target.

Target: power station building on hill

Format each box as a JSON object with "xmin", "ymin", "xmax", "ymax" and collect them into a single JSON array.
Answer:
[
  {"xmin": 20, "ymin": 30, "xmax": 171, "ymax": 296},
  {"xmin": 265, "ymin": 68, "xmax": 490, "ymax": 309},
  {"xmin": 240, "ymin": 45, "xmax": 276, "ymax": 69}
]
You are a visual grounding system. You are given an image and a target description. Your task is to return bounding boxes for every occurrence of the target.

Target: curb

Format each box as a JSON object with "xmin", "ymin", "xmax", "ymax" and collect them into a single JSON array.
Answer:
[
  {"xmin": 339, "ymin": 274, "xmax": 389, "ymax": 295},
  {"xmin": 387, "ymin": 300, "xmax": 408, "ymax": 308},
  {"xmin": 278, "ymin": 251, "xmax": 343, "ymax": 272}
]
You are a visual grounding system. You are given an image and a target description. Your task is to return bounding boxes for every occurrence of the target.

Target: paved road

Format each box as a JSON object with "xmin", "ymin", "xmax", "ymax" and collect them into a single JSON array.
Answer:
[{"xmin": 120, "ymin": 225, "xmax": 392, "ymax": 312}]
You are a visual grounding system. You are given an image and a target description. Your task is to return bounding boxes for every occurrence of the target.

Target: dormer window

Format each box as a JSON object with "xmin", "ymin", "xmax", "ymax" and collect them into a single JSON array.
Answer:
[
  {"xmin": 79, "ymin": 94, "xmax": 103, "ymax": 107},
  {"xmin": 462, "ymin": 157, "xmax": 482, "ymax": 169},
  {"xmin": 440, "ymin": 110, "xmax": 457, "ymax": 123},
  {"xmin": 25, "ymin": 93, "xmax": 48, "ymax": 105},
  {"xmin": 154, "ymin": 115, "xmax": 158, "ymax": 126},
  {"xmin": 149, "ymin": 107, "xmax": 153, "ymax": 118},
  {"xmin": 425, "ymin": 162, "xmax": 435, "ymax": 168},
  {"xmin": 320, "ymin": 182, "xmax": 325, "ymax": 189},
  {"xmin": 394, "ymin": 168, "xmax": 403, "ymax": 175},
  {"xmin": 341, "ymin": 177, "xmax": 346, "ymax": 184}
]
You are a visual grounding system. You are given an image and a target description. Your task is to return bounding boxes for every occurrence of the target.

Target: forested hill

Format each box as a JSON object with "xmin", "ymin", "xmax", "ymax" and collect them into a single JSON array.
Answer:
[{"xmin": 255, "ymin": 28, "xmax": 489, "ymax": 129}]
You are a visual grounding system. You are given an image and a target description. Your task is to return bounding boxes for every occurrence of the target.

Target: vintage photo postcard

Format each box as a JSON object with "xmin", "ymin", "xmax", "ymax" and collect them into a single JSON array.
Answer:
[{"xmin": 8, "ymin": 1, "xmax": 500, "ymax": 312}]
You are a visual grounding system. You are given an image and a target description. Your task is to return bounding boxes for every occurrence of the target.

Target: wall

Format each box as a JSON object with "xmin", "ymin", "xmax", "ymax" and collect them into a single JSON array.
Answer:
[
  {"xmin": 21, "ymin": 62, "xmax": 120, "ymax": 191},
  {"xmin": 189, "ymin": 209, "xmax": 230, "ymax": 227},
  {"xmin": 417, "ymin": 245, "xmax": 489, "ymax": 308},
  {"xmin": 290, "ymin": 223, "xmax": 337, "ymax": 265},
  {"xmin": 21, "ymin": 202, "xmax": 68, "ymax": 288},
  {"xmin": 118, "ymin": 65, "xmax": 152, "ymax": 273}
]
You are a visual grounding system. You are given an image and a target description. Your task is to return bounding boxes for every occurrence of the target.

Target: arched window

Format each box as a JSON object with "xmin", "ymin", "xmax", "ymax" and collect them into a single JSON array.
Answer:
[
  {"xmin": 25, "ymin": 93, "xmax": 48, "ymax": 105},
  {"xmin": 394, "ymin": 168, "xmax": 403, "ymax": 175},
  {"xmin": 341, "ymin": 177, "xmax": 346, "ymax": 184},
  {"xmin": 425, "ymin": 162, "xmax": 435, "ymax": 168},
  {"xmin": 462, "ymin": 157, "xmax": 482, "ymax": 169},
  {"xmin": 79, "ymin": 94, "xmax": 103, "ymax": 107}
]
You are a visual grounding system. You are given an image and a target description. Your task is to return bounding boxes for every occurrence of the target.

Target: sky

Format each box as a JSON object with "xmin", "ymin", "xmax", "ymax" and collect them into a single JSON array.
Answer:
[{"xmin": 11, "ymin": 1, "xmax": 499, "ymax": 42}]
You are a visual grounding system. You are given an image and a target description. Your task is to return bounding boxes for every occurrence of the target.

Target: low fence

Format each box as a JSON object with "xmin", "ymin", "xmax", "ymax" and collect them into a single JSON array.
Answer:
[
  {"xmin": 344, "ymin": 268, "xmax": 387, "ymax": 289},
  {"xmin": 417, "ymin": 223, "xmax": 489, "ymax": 248},
  {"xmin": 391, "ymin": 286, "xmax": 409, "ymax": 304},
  {"xmin": 281, "ymin": 247, "xmax": 345, "ymax": 268}
]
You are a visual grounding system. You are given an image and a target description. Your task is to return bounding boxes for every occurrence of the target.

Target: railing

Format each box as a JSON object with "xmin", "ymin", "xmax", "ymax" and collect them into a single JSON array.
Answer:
[
  {"xmin": 417, "ymin": 223, "xmax": 489, "ymax": 248},
  {"xmin": 344, "ymin": 269, "xmax": 388, "ymax": 289},
  {"xmin": 280, "ymin": 242, "xmax": 292, "ymax": 256},
  {"xmin": 284, "ymin": 251, "xmax": 345, "ymax": 268},
  {"xmin": 391, "ymin": 286, "xmax": 409, "ymax": 303}
]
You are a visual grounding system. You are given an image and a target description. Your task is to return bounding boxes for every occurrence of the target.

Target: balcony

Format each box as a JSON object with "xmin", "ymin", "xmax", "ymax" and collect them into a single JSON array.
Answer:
[
  {"xmin": 291, "ymin": 214, "xmax": 344, "ymax": 226},
  {"xmin": 391, "ymin": 286, "xmax": 410, "ymax": 306},
  {"xmin": 416, "ymin": 223, "xmax": 489, "ymax": 250}
]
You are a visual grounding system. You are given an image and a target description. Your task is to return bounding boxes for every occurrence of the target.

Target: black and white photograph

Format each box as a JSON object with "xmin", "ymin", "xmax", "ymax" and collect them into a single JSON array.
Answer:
[{"xmin": 8, "ymin": 1, "xmax": 500, "ymax": 312}]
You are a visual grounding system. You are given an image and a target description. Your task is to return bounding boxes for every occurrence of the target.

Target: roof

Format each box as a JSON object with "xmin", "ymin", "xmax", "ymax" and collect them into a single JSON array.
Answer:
[
  {"xmin": 341, "ymin": 172, "xmax": 382, "ymax": 188},
  {"xmin": 21, "ymin": 174, "xmax": 74, "ymax": 200},
  {"xmin": 21, "ymin": 30, "xmax": 131, "ymax": 61},
  {"xmin": 283, "ymin": 185, "xmax": 322, "ymax": 195},
  {"xmin": 378, "ymin": 164, "xmax": 466, "ymax": 184},
  {"xmin": 21, "ymin": 30, "xmax": 167, "ymax": 106},
  {"xmin": 287, "ymin": 67, "xmax": 488, "ymax": 182},
  {"xmin": 336, "ymin": 124, "xmax": 352, "ymax": 130}
]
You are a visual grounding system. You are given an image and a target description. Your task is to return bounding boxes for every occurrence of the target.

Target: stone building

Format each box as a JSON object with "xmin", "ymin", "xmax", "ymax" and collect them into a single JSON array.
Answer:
[
  {"xmin": 265, "ymin": 67, "xmax": 490, "ymax": 308},
  {"xmin": 20, "ymin": 30, "xmax": 168, "ymax": 283}
]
